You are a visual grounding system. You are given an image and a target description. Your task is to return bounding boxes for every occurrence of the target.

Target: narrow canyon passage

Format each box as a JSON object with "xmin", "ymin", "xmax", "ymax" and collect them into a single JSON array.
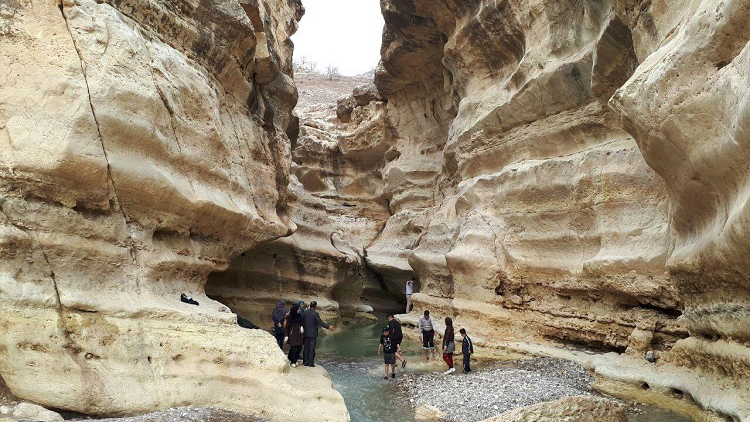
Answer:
[{"xmin": 1, "ymin": 0, "xmax": 749, "ymax": 422}]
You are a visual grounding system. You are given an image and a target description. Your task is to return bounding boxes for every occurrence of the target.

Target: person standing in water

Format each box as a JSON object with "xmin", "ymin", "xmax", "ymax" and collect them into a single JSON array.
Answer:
[
  {"xmin": 419, "ymin": 310, "xmax": 438, "ymax": 362},
  {"xmin": 405, "ymin": 278, "xmax": 415, "ymax": 313},
  {"xmin": 271, "ymin": 299, "xmax": 287, "ymax": 349},
  {"xmin": 378, "ymin": 326, "xmax": 401, "ymax": 379},
  {"xmin": 442, "ymin": 317, "xmax": 456, "ymax": 374},
  {"xmin": 285, "ymin": 304, "xmax": 304, "ymax": 367},
  {"xmin": 459, "ymin": 328, "xmax": 473, "ymax": 373},
  {"xmin": 387, "ymin": 314, "xmax": 407, "ymax": 369},
  {"xmin": 301, "ymin": 301, "xmax": 334, "ymax": 367}
]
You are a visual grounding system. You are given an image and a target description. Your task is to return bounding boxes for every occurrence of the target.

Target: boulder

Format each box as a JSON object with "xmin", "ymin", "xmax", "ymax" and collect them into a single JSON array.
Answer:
[
  {"xmin": 352, "ymin": 83, "xmax": 382, "ymax": 107},
  {"xmin": 12, "ymin": 403, "xmax": 63, "ymax": 422},
  {"xmin": 481, "ymin": 396, "xmax": 627, "ymax": 422},
  {"xmin": 336, "ymin": 95, "xmax": 356, "ymax": 122},
  {"xmin": 415, "ymin": 404, "xmax": 446, "ymax": 421}
]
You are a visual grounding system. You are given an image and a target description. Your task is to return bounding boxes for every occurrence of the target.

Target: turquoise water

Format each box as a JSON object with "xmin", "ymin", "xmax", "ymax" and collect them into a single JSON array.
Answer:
[
  {"xmin": 317, "ymin": 321, "xmax": 420, "ymax": 422},
  {"xmin": 317, "ymin": 321, "xmax": 692, "ymax": 422}
]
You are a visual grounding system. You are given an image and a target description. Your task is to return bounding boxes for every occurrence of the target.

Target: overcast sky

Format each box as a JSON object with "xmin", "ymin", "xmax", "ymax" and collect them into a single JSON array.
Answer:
[{"xmin": 292, "ymin": 0, "xmax": 384, "ymax": 76}]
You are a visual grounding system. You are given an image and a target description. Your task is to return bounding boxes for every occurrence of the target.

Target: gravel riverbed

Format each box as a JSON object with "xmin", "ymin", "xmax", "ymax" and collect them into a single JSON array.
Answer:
[{"xmin": 397, "ymin": 357, "xmax": 595, "ymax": 422}]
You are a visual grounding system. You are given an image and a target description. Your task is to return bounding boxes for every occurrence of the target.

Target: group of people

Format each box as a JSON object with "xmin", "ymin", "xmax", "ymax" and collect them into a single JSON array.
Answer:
[
  {"xmin": 416, "ymin": 310, "xmax": 473, "ymax": 374},
  {"xmin": 377, "ymin": 309, "xmax": 473, "ymax": 379},
  {"xmin": 272, "ymin": 299, "xmax": 335, "ymax": 368},
  {"xmin": 270, "ymin": 276, "xmax": 474, "ymax": 378}
]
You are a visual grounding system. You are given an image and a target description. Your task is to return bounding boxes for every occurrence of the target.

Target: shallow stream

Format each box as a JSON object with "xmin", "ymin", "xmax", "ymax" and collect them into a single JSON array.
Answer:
[{"xmin": 316, "ymin": 320, "xmax": 692, "ymax": 422}]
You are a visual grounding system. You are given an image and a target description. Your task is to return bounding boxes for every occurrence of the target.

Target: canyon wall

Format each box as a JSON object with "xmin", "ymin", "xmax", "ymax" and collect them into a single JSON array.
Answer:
[
  {"xmin": 0, "ymin": 1, "xmax": 348, "ymax": 421},
  {"xmin": 206, "ymin": 96, "xmax": 402, "ymax": 324},
  {"xmin": 372, "ymin": 0, "xmax": 684, "ymax": 353},
  {"xmin": 246, "ymin": 0, "xmax": 749, "ymax": 419}
]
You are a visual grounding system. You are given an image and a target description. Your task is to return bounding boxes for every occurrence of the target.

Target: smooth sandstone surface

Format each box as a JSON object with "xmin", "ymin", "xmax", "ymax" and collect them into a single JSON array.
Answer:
[
  {"xmin": 2, "ymin": 0, "xmax": 750, "ymax": 421},
  {"xmin": 0, "ymin": 0, "xmax": 348, "ymax": 421},
  {"xmin": 480, "ymin": 396, "xmax": 627, "ymax": 422},
  {"xmin": 260, "ymin": 0, "xmax": 748, "ymax": 420}
]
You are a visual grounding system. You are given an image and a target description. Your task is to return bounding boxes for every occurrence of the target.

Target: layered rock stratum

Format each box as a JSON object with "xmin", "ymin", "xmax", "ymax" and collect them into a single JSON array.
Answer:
[
  {"xmin": 214, "ymin": 0, "xmax": 747, "ymax": 420},
  {"xmin": 2, "ymin": 0, "xmax": 749, "ymax": 421},
  {"xmin": 0, "ymin": 0, "xmax": 347, "ymax": 421}
]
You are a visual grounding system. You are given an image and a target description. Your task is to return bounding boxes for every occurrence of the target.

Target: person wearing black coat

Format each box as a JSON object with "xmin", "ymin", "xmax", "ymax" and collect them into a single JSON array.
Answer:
[
  {"xmin": 271, "ymin": 299, "xmax": 288, "ymax": 349},
  {"xmin": 285, "ymin": 304, "xmax": 304, "ymax": 367},
  {"xmin": 387, "ymin": 314, "xmax": 407, "ymax": 369},
  {"xmin": 301, "ymin": 301, "xmax": 334, "ymax": 367},
  {"xmin": 460, "ymin": 328, "xmax": 474, "ymax": 373}
]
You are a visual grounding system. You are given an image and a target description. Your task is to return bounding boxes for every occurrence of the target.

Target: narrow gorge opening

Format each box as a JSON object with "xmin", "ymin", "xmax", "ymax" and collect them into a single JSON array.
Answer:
[
  {"xmin": 2, "ymin": 0, "xmax": 748, "ymax": 422},
  {"xmin": 204, "ymin": 0, "xmax": 404, "ymax": 328}
]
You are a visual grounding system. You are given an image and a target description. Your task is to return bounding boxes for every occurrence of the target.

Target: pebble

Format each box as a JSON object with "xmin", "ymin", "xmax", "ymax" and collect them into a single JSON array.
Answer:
[{"xmin": 397, "ymin": 357, "xmax": 594, "ymax": 422}]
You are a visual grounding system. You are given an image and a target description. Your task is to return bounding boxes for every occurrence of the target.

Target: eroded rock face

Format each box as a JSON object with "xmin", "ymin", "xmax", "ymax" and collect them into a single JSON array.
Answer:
[
  {"xmin": 207, "ymin": 84, "xmax": 401, "ymax": 324},
  {"xmin": 259, "ymin": 0, "xmax": 748, "ymax": 419},
  {"xmin": 0, "ymin": 1, "xmax": 348, "ymax": 421},
  {"xmin": 610, "ymin": 0, "xmax": 750, "ymax": 417},
  {"xmin": 371, "ymin": 0, "xmax": 682, "ymax": 353}
]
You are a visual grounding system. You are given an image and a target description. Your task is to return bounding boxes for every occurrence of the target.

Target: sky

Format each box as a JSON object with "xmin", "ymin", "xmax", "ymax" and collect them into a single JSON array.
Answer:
[{"xmin": 292, "ymin": 0, "xmax": 384, "ymax": 76}]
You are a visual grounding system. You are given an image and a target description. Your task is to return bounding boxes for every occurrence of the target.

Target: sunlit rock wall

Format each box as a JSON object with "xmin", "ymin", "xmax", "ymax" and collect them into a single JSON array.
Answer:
[{"xmin": 0, "ymin": 1, "xmax": 348, "ymax": 421}]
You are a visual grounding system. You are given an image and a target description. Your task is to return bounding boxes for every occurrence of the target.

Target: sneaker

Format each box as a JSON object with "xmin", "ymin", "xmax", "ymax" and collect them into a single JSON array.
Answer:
[
  {"xmin": 384, "ymin": 376, "xmax": 388, "ymax": 380},
  {"xmin": 291, "ymin": 363, "xmax": 297, "ymax": 368},
  {"xmin": 402, "ymin": 360, "xmax": 407, "ymax": 369},
  {"xmin": 447, "ymin": 367, "xmax": 456, "ymax": 374},
  {"xmin": 391, "ymin": 373, "xmax": 395, "ymax": 379}
]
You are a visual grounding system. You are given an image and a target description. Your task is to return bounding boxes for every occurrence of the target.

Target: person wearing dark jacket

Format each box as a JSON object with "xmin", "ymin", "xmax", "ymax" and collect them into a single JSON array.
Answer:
[
  {"xmin": 285, "ymin": 304, "xmax": 304, "ymax": 367},
  {"xmin": 271, "ymin": 299, "xmax": 288, "ymax": 349},
  {"xmin": 460, "ymin": 328, "xmax": 473, "ymax": 373},
  {"xmin": 387, "ymin": 314, "xmax": 407, "ymax": 369},
  {"xmin": 301, "ymin": 301, "xmax": 334, "ymax": 367}
]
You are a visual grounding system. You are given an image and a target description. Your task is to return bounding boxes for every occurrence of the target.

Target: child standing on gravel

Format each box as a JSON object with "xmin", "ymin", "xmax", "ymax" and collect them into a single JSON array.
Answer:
[
  {"xmin": 442, "ymin": 317, "xmax": 456, "ymax": 374},
  {"xmin": 378, "ymin": 326, "xmax": 401, "ymax": 379},
  {"xmin": 459, "ymin": 328, "xmax": 473, "ymax": 373}
]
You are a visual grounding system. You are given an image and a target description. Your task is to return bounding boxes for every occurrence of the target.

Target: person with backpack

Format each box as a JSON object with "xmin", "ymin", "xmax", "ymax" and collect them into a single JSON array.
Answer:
[
  {"xmin": 378, "ymin": 326, "xmax": 401, "ymax": 379},
  {"xmin": 442, "ymin": 317, "xmax": 456, "ymax": 374}
]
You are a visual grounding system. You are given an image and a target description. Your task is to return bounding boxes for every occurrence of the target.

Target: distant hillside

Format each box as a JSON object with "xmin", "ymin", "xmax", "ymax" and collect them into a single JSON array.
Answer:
[{"xmin": 295, "ymin": 72, "xmax": 372, "ymax": 113}]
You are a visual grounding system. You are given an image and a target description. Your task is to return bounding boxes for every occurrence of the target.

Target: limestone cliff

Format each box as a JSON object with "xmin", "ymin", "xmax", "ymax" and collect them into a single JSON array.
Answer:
[
  {"xmin": 0, "ymin": 1, "xmax": 348, "ymax": 421},
  {"xmin": 240, "ymin": 0, "xmax": 749, "ymax": 419},
  {"xmin": 206, "ymin": 82, "xmax": 401, "ymax": 324},
  {"xmin": 371, "ymin": 0, "xmax": 748, "ymax": 418}
]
